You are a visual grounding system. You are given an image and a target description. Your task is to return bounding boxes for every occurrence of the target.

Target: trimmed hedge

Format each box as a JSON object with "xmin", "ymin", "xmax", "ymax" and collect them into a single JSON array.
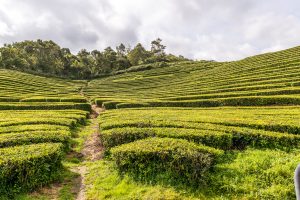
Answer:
[
  {"xmin": 0, "ymin": 103, "xmax": 91, "ymax": 112},
  {"xmin": 102, "ymin": 101, "xmax": 120, "ymax": 109},
  {"xmin": 116, "ymin": 102, "xmax": 150, "ymax": 109},
  {"xmin": 143, "ymin": 96, "xmax": 300, "ymax": 108},
  {"xmin": 21, "ymin": 97, "xmax": 87, "ymax": 103},
  {"xmin": 0, "ymin": 131, "xmax": 71, "ymax": 148},
  {"xmin": 0, "ymin": 124, "xmax": 69, "ymax": 134},
  {"xmin": 101, "ymin": 127, "xmax": 232, "ymax": 150},
  {"xmin": 0, "ymin": 97, "xmax": 20, "ymax": 102},
  {"xmin": 111, "ymin": 137, "xmax": 223, "ymax": 185},
  {"xmin": 0, "ymin": 118, "xmax": 78, "ymax": 128},
  {"xmin": 0, "ymin": 143, "xmax": 64, "ymax": 195},
  {"xmin": 230, "ymin": 128, "xmax": 300, "ymax": 149}
]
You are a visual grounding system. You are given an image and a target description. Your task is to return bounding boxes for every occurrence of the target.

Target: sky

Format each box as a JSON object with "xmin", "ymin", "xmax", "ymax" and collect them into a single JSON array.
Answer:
[{"xmin": 0, "ymin": 0, "xmax": 300, "ymax": 61}]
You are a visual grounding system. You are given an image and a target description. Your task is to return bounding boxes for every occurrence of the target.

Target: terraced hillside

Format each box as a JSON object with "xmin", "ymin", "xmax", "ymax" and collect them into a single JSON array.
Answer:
[
  {"xmin": 0, "ymin": 110, "xmax": 88, "ymax": 194},
  {"xmin": 81, "ymin": 46, "xmax": 300, "ymax": 199},
  {"xmin": 1, "ymin": 46, "xmax": 300, "ymax": 199},
  {"xmin": 0, "ymin": 69, "xmax": 91, "ymax": 111},
  {"xmin": 0, "ymin": 70, "xmax": 90, "ymax": 196},
  {"xmin": 85, "ymin": 46, "xmax": 300, "ymax": 109}
]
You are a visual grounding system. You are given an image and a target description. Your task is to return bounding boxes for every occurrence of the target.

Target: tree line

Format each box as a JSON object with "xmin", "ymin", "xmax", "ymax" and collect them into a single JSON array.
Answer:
[{"xmin": 0, "ymin": 39, "xmax": 188, "ymax": 79}]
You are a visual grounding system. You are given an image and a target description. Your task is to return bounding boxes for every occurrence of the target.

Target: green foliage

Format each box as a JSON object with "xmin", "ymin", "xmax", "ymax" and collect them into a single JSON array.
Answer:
[
  {"xmin": 85, "ymin": 160, "xmax": 198, "ymax": 200},
  {"xmin": 0, "ymin": 108, "xmax": 88, "ymax": 196},
  {"xmin": 208, "ymin": 148, "xmax": 300, "ymax": 199},
  {"xmin": 0, "ymin": 39, "xmax": 186, "ymax": 79},
  {"xmin": 100, "ymin": 108, "xmax": 300, "ymax": 151},
  {"xmin": 102, "ymin": 101, "xmax": 120, "ymax": 109},
  {"xmin": 0, "ymin": 143, "xmax": 64, "ymax": 195},
  {"xmin": 111, "ymin": 137, "xmax": 223, "ymax": 185},
  {"xmin": 101, "ymin": 127, "xmax": 232, "ymax": 150},
  {"xmin": 0, "ymin": 102, "xmax": 91, "ymax": 111},
  {"xmin": 86, "ymin": 45, "xmax": 300, "ymax": 108},
  {"xmin": 0, "ymin": 131, "xmax": 71, "ymax": 148}
]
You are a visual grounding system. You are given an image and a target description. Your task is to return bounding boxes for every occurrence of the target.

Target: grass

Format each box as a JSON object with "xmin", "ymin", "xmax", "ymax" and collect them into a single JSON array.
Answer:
[
  {"xmin": 9, "ymin": 167, "xmax": 79, "ymax": 200},
  {"xmin": 84, "ymin": 160, "xmax": 199, "ymax": 200},
  {"xmin": 84, "ymin": 148, "xmax": 299, "ymax": 200}
]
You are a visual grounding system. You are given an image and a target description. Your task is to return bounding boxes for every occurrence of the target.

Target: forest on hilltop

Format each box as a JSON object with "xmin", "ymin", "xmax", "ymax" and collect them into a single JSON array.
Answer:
[{"xmin": 0, "ymin": 39, "xmax": 188, "ymax": 79}]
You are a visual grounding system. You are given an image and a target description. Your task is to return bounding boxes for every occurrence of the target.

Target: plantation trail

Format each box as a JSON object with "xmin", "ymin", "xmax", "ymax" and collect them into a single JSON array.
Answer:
[
  {"xmin": 71, "ymin": 104, "xmax": 104, "ymax": 200},
  {"xmin": 71, "ymin": 83, "xmax": 105, "ymax": 200},
  {"xmin": 28, "ymin": 84, "xmax": 104, "ymax": 200},
  {"xmin": 71, "ymin": 75, "xmax": 105, "ymax": 200}
]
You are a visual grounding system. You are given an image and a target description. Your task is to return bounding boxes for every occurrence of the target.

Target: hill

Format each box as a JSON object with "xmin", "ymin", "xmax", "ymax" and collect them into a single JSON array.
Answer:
[
  {"xmin": 0, "ymin": 45, "xmax": 299, "ymax": 199},
  {"xmin": 85, "ymin": 46, "xmax": 300, "ymax": 108}
]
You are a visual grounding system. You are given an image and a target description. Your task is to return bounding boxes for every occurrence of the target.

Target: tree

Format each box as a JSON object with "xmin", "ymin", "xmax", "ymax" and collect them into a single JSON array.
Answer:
[
  {"xmin": 116, "ymin": 43, "xmax": 126, "ymax": 56},
  {"xmin": 127, "ymin": 43, "xmax": 148, "ymax": 66},
  {"xmin": 0, "ymin": 39, "xmax": 187, "ymax": 79},
  {"xmin": 151, "ymin": 38, "xmax": 166, "ymax": 56}
]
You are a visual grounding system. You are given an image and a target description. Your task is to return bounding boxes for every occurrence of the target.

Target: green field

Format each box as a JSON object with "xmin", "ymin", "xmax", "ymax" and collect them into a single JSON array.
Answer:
[
  {"xmin": 0, "ymin": 46, "xmax": 300, "ymax": 199},
  {"xmin": 85, "ymin": 46, "xmax": 300, "ymax": 108}
]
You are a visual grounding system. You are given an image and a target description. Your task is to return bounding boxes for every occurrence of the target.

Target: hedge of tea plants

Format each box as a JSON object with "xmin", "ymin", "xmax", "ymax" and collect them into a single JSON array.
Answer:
[
  {"xmin": 0, "ymin": 69, "xmax": 90, "ymax": 195},
  {"xmin": 85, "ymin": 46, "xmax": 300, "ymax": 108},
  {"xmin": 99, "ymin": 107, "xmax": 300, "ymax": 191}
]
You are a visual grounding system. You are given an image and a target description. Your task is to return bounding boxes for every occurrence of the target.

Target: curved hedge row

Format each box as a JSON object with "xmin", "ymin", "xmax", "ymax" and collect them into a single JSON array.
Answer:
[
  {"xmin": 101, "ymin": 127, "xmax": 232, "ymax": 150},
  {"xmin": 99, "ymin": 108, "xmax": 300, "ymax": 152},
  {"xmin": 0, "ymin": 143, "xmax": 64, "ymax": 194},
  {"xmin": 86, "ymin": 46, "xmax": 300, "ymax": 108},
  {"xmin": 0, "ymin": 102, "xmax": 91, "ymax": 112},
  {"xmin": 0, "ymin": 109, "xmax": 89, "ymax": 195},
  {"xmin": 111, "ymin": 137, "xmax": 223, "ymax": 185},
  {"xmin": 0, "ymin": 131, "xmax": 71, "ymax": 148}
]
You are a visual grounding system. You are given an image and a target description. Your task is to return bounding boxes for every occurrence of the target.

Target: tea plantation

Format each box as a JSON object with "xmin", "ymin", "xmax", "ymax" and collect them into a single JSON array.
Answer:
[
  {"xmin": 0, "ymin": 69, "xmax": 90, "ymax": 196},
  {"xmin": 0, "ymin": 46, "xmax": 300, "ymax": 199},
  {"xmin": 85, "ymin": 46, "xmax": 300, "ymax": 199},
  {"xmin": 86, "ymin": 46, "xmax": 300, "ymax": 109}
]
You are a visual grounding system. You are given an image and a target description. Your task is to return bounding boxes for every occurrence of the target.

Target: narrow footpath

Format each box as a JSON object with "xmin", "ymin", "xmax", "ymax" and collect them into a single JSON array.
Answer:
[{"xmin": 71, "ymin": 104, "xmax": 104, "ymax": 200}]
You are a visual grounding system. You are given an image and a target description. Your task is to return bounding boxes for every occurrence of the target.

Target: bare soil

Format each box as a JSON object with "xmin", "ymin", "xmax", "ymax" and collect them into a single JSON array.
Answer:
[{"xmin": 73, "ymin": 104, "xmax": 104, "ymax": 200}]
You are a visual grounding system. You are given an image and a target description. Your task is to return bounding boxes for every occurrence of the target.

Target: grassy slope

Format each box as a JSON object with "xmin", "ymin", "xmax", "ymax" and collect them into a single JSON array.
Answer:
[{"xmin": 85, "ymin": 46, "xmax": 300, "ymax": 108}]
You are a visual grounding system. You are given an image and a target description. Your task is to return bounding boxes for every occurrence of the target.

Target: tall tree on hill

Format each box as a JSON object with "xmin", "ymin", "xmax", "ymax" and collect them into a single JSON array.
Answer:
[
  {"xmin": 151, "ymin": 38, "xmax": 166, "ymax": 56},
  {"xmin": 116, "ymin": 43, "xmax": 126, "ymax": 56},
  {"xmin": 102, "ymin": 47, "xmax": 117, "ymax": 74},
  {"xmin": 116, "ymin": 43, "xmax": 131, "ymax": 70},
  {"xmin": 147, "ymin": 38, "xmax": 167, "ymax": 63},
  {"xmin": 127, "ymin": 43, "xmax": 148, "ymax": 66}
]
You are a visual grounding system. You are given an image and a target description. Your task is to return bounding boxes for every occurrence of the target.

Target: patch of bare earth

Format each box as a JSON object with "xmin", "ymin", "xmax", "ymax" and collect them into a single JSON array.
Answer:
[
  {"xmin": 73, "ymin": 104, "xmax": 104, "ymax": 200},
  {"xmin": 29, "ymin": 183, "xmax": 61, "ymax": 200},
  {"xmin": 70, "ymin": 166, "xmax": 87, "ymax": 200}
]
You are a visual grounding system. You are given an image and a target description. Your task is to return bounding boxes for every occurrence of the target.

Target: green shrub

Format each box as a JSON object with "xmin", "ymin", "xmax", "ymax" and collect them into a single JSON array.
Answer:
[
  {"xmin": 101, "ymin": 127, "xmax": 232, "ymax": 150},
  {"xmin": 231, "ymin": 128, "xmax": 300, "ymax": 150},
  {"xmin": 21, "ymin": 97, "xmax": 87, "ymax": 103},
  {"xmin": 0, "ymin": 97, "xmax": 20, "ymax": 102},
  {"xmin": 111, "ymin": 138, "xmax": 223, "ymax": 185},
  {"xmin": 103, "ymin": 101, "xmax": 120, "ymax": 109},
  {"xmin": 0, "ymin": 131, "xmax": 71, "ymax": 149},
  {"xmin": 0, "ymin": 143, "xmax": 64, "ymax": 195},
  {"xmin": 116, "ymin": 102, "xmax": 150, "ymax": 109},
  {"xmin": 0, "ymin": 103, "xmax": 91, "ymax": 111}
]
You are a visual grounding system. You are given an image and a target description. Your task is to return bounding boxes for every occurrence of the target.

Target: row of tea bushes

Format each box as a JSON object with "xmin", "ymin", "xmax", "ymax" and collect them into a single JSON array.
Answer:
[
  {"xmin": 111, "ymin": 137, "xmax": 223, "ymax": 185},
  {"xmin": 86, "ymin": 46, "xmax": 300, "ymax": 108},
  {"xmin": 0, "ymin": 109, "xmax": 88, "ymax": 196}
]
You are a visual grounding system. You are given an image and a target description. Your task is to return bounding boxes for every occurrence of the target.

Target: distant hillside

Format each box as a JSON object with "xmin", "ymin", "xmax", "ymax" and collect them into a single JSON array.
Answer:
[{"xmin": 85, "ymin": 46, "xmax": 300, "ymax": 108}]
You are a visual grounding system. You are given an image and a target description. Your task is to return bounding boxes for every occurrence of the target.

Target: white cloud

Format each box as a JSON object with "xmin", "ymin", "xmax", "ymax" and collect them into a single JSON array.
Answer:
[{"xmin": 0, "ymin": 0, "xmax": 300, "ymax": 61}]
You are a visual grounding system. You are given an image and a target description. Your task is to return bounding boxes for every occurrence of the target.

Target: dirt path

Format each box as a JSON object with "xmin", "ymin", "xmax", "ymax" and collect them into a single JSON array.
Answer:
[{"xmin": 72, "ymin": 104, "xmax": 104, "ymax": 200}]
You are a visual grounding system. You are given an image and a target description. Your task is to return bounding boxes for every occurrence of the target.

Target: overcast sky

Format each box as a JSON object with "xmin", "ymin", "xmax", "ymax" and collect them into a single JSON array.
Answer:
[{"xmin": 0, "ymin": 0, "xmax": 300, "ymax": 61}]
